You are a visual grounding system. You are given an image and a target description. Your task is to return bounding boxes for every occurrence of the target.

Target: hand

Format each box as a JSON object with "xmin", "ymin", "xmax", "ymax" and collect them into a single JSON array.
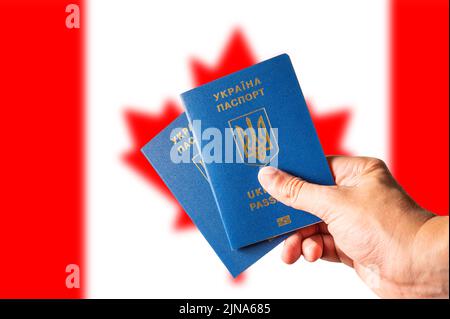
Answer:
[{"xmin": 258, "ymin": 156, "xmax": 449, "ymax": 298}]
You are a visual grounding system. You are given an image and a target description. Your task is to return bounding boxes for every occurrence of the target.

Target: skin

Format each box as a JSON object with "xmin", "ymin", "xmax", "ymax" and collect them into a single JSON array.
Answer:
[{"xmin": 258, "ymin": 156, "xmax": 449, "ymax": 298}]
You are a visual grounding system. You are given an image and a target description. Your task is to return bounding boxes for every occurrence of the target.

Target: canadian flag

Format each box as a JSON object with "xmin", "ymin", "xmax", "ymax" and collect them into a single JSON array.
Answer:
[{"xmin": 0, "ymin": 0, "xmax": 447, "ymax": 298}]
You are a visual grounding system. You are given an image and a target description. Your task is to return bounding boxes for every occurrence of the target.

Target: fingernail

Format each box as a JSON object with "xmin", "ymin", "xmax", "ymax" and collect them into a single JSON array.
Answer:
[{"xmin": 258, "ymin": 166, "xmax": 278, "ymax": 190}]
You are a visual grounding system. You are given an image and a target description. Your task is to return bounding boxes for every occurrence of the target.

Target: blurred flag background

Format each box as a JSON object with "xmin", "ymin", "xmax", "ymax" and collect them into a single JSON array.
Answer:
[{"xmin": 0, "ymin": 0, "xmax": 448, "ymax": 298}]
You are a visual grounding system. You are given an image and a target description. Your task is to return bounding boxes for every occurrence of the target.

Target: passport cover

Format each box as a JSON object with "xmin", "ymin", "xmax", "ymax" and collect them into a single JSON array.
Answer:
[
  {"xmin": 141, "ymin": 113, "xmax": 286, "ymax": 277},
  {"xmin": 181, "ymin": 54, "xmax": 334, "ymax": 249}
]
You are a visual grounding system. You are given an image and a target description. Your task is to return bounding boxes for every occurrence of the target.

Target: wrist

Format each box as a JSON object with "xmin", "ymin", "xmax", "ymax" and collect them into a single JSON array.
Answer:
[
  {"xmin": 369, "ymin": 206, "xmax": 434, "ymax": 298},
  {"xmin": 409, "ymin": 214, "xmax": 449, "ymax": 298}
]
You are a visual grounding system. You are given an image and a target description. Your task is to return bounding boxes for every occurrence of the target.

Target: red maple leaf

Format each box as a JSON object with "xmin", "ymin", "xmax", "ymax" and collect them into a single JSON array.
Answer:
[{"xmin": 122, "ymin": 29, "xmax": 351, "ymax": 281}]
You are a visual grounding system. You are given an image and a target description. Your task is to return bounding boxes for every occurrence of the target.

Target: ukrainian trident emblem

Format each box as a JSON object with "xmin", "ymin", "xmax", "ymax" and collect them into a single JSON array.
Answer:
[{"xmin": 228, "ymin": 108, "xmax": 279, "ymax": 166}]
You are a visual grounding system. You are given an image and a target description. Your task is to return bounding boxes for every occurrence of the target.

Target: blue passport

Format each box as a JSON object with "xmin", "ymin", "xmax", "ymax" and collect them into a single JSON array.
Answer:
[
  {"xmin": 141, "ymin": 114, "xmax": 286, "ymax": 277},
  {"xmin": 181, "ymin": 54, "xmax": 334, "ymax": 249}
]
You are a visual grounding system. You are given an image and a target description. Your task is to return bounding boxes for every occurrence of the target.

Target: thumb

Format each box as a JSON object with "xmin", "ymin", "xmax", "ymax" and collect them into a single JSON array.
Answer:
[{"xmin": 258, "ymin": 166, "xmax": 339, "ymax": 223}]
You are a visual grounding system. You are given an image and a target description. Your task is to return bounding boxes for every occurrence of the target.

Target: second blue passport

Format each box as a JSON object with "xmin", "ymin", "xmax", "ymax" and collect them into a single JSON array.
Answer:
[
  {"xmin": 182, "ymin": 54, "xmax": 334, "ymax": 249},
  {"xmin": 142, "ymin": 114, "xmax": 286, "ymax": 277}
]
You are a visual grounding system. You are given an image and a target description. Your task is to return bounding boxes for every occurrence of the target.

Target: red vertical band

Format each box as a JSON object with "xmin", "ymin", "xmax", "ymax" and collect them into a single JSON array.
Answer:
[
  {"xmin": 0, "ymin": 1, "xmax": 84, "ymax": 297},
  {"xmin": 391, "ymin": 0, "xmax": 449, "ymax": 215}
]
